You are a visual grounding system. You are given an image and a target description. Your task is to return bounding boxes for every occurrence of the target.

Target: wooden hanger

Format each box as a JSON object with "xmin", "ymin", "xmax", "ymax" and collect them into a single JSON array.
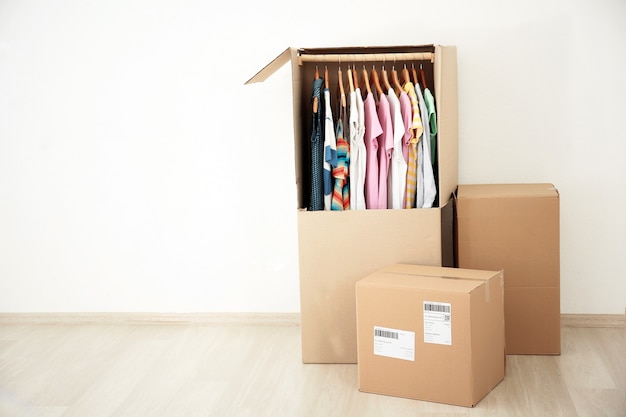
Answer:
[
  {"xmin": 370, "ymin": 65, "xmax": 383, "ymax": 98},
  {"xmin": 411, "ymin": 63, "xmax": 419, "ymax": 88},
  {"xmin": 347, "ymin": 66, "xmax": 355, "ymax": 93},
  {"xmin": 324, "ymin": 66, "xmax": 329, "ymax": 89},
  {"xmin": 419, "ymin": 63, "xmax": 428, "ymax": 90},
  {"xmin": 352, "ymin": 65, "xmax": 360, "ymax": 90},
  {"xmin": 391, "ymin": 65, "xmax": 403, "ymax": 95},
  {"xmin": 362, "ymin": 65, "xmax": 371, "ymax": 95},
  {"xmin": 402, "ymin": 64, "xmax": 411, "ymax": 85},
  {"xmin": 381, "ymin": 64, "xmax": 392, "ymax": 92},
  {"xmin": 338, "ymin": 65, "xmax": 346, "ymax": 108}
]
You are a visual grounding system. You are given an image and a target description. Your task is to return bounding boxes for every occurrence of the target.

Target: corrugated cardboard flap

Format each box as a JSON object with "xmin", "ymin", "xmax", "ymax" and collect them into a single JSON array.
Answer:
[
  {"xmin": 360, "ymin": 264, "xmax": 503, "ymax": 304},
  {"xmin": 244, "ymin": 47, "xmax": 293, "ymax": 85},
  {"xmin": 358, "ymin": 265, "xmax": 503, "ymax": 298},
  {"xmin": 245, "ymin": 45, "xmax": 438, "ymax": 85},
  {"xmin": 380, "ymin": 263, "xmax": 499, "ymax": 282},
  {"xmin": 457, "ymin": 183, "xmax": 559, "ymax": 199}
]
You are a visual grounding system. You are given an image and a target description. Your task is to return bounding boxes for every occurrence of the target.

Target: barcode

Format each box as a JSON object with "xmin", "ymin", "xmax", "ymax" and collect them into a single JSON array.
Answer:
[
  {"xmin": 424, "ymin": 303, "xmax": 451, "ymax": 313},
  {"xmin": 375, "ymin": 329, "xmax": 399, "ymax": 339}
]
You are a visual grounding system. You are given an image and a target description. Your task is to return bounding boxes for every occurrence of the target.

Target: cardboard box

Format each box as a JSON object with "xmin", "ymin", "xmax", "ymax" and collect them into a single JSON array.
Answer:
[
  {"xmin": 455, "ymin": 183, "xmax": 560, "ymax": 355},
  {"xmin": 356, "ymin": 264, "xmax": 505, "ymax": 407},
  {"xmin": 246, "ymin": 45, "xmax": 458, "ymax": 363}
]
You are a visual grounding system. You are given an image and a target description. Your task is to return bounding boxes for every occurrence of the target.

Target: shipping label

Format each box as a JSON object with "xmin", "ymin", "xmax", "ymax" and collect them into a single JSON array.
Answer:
[
  {"xmin": 373, "ymin": 326, "xmax": 415, "ymax": 361},
  {"xmin": 423, "ymin": 301, "xmax": 452, "ymax": 345}
]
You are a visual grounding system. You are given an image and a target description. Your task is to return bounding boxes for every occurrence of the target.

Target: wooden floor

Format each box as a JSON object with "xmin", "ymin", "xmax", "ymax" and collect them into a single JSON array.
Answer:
[{"xmin": 0, "ymin": 323, "xmax": 624, "ymax": 417}]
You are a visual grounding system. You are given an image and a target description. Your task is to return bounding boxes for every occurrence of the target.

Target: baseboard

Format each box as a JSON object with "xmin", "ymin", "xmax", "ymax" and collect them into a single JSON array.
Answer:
[
  {"xmin": 560, "ymin": 313, "xmax": 625, "ymax": 328},
  {"xmin": 0, "ymin": 312, "xmax": 623, "ymax": 328},
  {"xmin": 0, "ymin": 312, "xmax": 301, "ymax": 326}
]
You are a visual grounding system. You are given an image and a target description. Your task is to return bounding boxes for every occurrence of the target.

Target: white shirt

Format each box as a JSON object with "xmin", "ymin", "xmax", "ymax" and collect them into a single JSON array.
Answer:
[
  {"xmin": 386, "ymin": 88, "xmax": 407, "ymax": 210},
  {"xmin": 353, "ymin": 88, "xmax": 366, "ymax": 210},
  {"xmin": 349, "ymin": 88, "xmax": 367, "ymax": 210},
  {"xmin": 348, "ymin": 89, "xmax": 359, "ymax": 209}
]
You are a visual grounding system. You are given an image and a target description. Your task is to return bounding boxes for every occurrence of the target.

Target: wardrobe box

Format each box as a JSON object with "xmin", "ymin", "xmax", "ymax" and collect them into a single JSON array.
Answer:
[
  {"xmin": 246, "ymin": 45, "xmax": 458, "ymax": 364},
  {"xmin": 356, "ymin": 264, "xmax": 505, "ymax": 407},
  {"xmin": 455, "ymin": 183, "xmax": 560, "ymax": 355}
]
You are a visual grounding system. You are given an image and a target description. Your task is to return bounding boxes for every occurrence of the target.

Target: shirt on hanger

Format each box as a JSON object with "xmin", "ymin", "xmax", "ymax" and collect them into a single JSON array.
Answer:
[
  {"xmin": 363, "ymin": 91, "xmax": 383, "ymax": 209},
  {"xmin": 416, "ymin": 84, "xmax": 436, "ymax": 208},
  {"xmin": 308, "ymin": 77, "xmax": 325, "ymax": 211},
  {"xmin": 376, "ymin": 93, "xmax": 393, "ymax": 210},
  {"xmin": 398, "ymin": 90, "xmax": 413, "ymax": 208},
  {"xmin": 348, "ymin": 89, "xmax": 359, "ymax": 209},
  {"xmin": 403, "ymin": 81, "xmax": 424, "ymax": 209},
  {"xmin": 416, "ymin": 135, "xmax": 425, "ymax": 209},
  {"xmin": 323, "ymin": 88, "xmax": 338, "ymax": 211},
  {"xmin": 332, "ymin": 117, "xmax": 350, "ymax": 210},
  {"xmin": 424, "ymin": 88, "xmax": 438, "ymax": 167},
  {"xmin": 386, "ymin": 88, "xmax": 407, "ymax": 210},
  {"xmin": 350, "ymin": 87, "xmax": 367, "ymax": 210}
]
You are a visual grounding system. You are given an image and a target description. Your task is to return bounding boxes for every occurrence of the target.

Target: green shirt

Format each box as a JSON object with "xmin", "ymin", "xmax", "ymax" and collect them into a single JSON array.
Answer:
[{"xmin": 423, "ymin": 88, "xmax": 437, "ymax": 166}]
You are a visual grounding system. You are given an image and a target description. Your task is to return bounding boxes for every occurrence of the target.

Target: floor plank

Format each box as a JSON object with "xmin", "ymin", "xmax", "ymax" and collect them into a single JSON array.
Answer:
[{"xmin": 0, "ymin": 324, "xmax": 624, "ymax": 417}]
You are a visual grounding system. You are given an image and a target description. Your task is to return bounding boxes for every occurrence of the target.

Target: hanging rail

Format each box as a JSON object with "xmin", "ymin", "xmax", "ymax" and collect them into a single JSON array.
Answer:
[{"xmin": 298, "ymin": 52, "xmax": 434, "ymax": 65}]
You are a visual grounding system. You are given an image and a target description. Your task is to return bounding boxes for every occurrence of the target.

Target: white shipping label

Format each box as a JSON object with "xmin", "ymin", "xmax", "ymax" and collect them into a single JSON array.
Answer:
[
  {"xmin": 373, "ymin": 326, "xmax": 415, "ymax": 361},
  {"xmin": 423, "ymin": 301, "xmax": 452, "ymax": 345}
]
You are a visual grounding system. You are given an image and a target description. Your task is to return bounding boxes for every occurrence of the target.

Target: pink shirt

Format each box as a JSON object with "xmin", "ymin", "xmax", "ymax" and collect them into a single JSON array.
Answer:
[
  {"xmin": 363, "ymin": 92, "xmax": 383, "ymax": 209},
  {"xmin": 376, "ymin": 94, "xmax": 393, "ymax": 209}
]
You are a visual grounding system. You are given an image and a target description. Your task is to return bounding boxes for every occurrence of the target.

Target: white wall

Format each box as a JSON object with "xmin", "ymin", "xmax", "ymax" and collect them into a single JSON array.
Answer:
[{"xmin": 0, "ymin": 0, "xmax": 624, "ymax": 314}]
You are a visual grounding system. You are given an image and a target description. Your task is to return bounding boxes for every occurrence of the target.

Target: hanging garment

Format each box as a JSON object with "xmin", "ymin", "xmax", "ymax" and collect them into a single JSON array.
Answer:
[
  {"xmin": 386, "ymin": 88, "xmax": 407, "ymax": 210},
  {"xmin": 424, "ymin": 87, "xmax": 438, "ymax": 167},
  {"xmin": 340, "ymin": 89, "xmax": 350, "ymax": 209},
  {"xmin": 323, "ymin": 88, "xmax": 338, "ymax": 211},
  {"xmin": 308, "ymin": 77, "xmax": 325, "ymax": 211},
  {"xmin": 416, "ymin": 134, "xmax": 425, "ymax": 209},
  {"xmin": 363, "ymin": 91, "xmax": 383, "ymax": 209},
  {"xmin": 349, "ymin": 87, "xmax": 367, "ymax": 210},
  {"xmin": 332, "ymin": 116, "xmax": 350, "ymax": 210},
  {"xmin": 348, "ymin": 88, "xmax": 358, "ymax": 207},
  {"xmin": 376, "ymin": 93, "xmax": 393, "ymax": 209},
  {"xmin": 398, "ymin": 90, "xmax": 413, "ymax": 208},
  {"xmin": 403, "ymin": 81, "xmax": 424, "ymax": 209},
  {"xmin": 416, "ymin": 83, "xmax": 437, "ymax": 208}
]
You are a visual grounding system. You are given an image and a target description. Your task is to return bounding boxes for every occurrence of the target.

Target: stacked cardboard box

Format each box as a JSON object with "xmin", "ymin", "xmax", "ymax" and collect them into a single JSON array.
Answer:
[
  {"xmin": 355, "ymin": 264, "xmax": 505, "ymax": 407},
  {"xmin": 247, "ymin": 45, "xmax": 560, "ymax": 407},
  {"xmin": 455, "ymin": 183, "xmax": 561, "ymax": 355}
]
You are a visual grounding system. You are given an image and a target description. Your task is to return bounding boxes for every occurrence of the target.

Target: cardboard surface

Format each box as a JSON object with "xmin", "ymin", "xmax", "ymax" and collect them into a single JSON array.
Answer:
[
  {"xmin": 248, "ymin": 45, "xmax": 458, "ymax": 363},
  {"xmin": 455, "ymin": 183, "xmax": 560, "ymax": 355},
  {"xmin": 356, "ymin": 264, "xmax": 505, "ymax": 407},
  {"xmin": 298, "ymin": 206, "xmax": 449, "ymax": 363},
  {"xmin": 504, "ymin": 287, "xmax": 561, "ymax": 354}
]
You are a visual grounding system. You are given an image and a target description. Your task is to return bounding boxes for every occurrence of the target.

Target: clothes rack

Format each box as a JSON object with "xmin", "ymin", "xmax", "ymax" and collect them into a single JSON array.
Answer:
[{"xmin": 298, "ymin": 52, "xmax": 434, "ymax": 65}]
